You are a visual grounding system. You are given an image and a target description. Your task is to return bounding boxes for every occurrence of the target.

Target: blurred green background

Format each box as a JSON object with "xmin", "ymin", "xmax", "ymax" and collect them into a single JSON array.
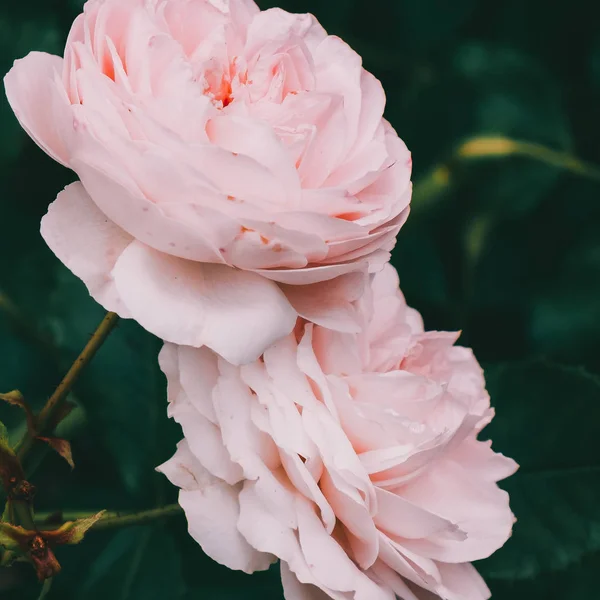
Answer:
[{"xmin": 1, "ymin": 0, "xmax": 600, "ymax": 598}]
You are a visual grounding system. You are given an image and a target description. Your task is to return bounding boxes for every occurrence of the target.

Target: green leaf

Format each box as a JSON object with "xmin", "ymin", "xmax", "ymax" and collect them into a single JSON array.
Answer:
[
  {"xmin": 488, "ymin": 549, "xmax": 600, "ymax": 600},
  {"xmin": 479, "ymin": 361, "xmax": 600, "ymax": 581},
  {"xmin": 78, "ymin": 526, "xmax": 186, "ymax": 600},
  {"xmin": 47, "ymin": 511, "xmax": 105, "ymax": 546},
  {"xmin": 0, "ymin": 415, "xmax": 25, "ymax": 492},
  {"xmin": 528, "ymin": 201, "xmax": 600, "ymax": 373},
  {"xmin": 36, "ymin": 438, "xmax": 75, "ymax": 470},
  {"xmin": 0, "ymin": 522, "xmax": 28, "ymax": 551}
]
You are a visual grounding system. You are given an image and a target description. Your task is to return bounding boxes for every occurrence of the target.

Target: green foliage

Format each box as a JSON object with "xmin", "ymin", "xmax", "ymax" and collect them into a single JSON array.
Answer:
[
  {"xmin": 481, "ymin": 362, "xmax": 600, "ymax": 582},
  {"xmin": 1, "ymin": 0, "xmax": 600, "ymax": 598},
  {"xmin": 78, "ymin": 526, "xmax": 186, "ymax": 599}
]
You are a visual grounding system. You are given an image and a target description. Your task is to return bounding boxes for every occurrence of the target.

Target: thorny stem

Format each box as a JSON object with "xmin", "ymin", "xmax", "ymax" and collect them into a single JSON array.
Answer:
[
  {"xmin": 36, "ymin": 504, "xmax": 183, "ymax": 532},
  {"xmin": 15, "ymin": 312, "xmax": 120, "ymax": 465}
]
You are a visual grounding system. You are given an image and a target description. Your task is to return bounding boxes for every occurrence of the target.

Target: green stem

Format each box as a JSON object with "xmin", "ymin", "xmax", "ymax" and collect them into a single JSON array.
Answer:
[
  {"xmin": 15, "ymin": 312, "xmax": 119, "ymax": 464},
  {"xmin": 12, "ymin": 500, "xmax": 35, "ymax": 530},
  {"xmin": 412, "ymin": 135, "xmax": 600, "ymax": 215},
  {"xmin": 36, "ymin": 504, "xmax": 183, "ymax": 532},
  {"xmin": 457, "ymin": 137, "xmax": 600, "ymax": 180}
]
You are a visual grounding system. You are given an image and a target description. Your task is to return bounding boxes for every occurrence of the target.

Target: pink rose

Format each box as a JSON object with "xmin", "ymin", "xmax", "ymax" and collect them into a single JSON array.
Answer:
[
  {"xmin": 4, "ymin": 0, "xmax": 411, "ymax": 364},
  {"xmin": 158, "ymin": 264, "xmax": 517, "ymax": 600}
]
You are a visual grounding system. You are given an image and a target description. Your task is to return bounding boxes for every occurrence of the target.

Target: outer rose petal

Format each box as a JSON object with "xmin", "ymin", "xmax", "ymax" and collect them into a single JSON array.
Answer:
[
  {"xmin": 281, "ymin": 562, "xmax": 332, "ymax": 600},
  {"xmin": 168, "ymin": 400, "xmax": 243, "ymax": 485},
  {"xmin": 280, "ymin": 272, "xmax": 366, "ymax": 333},
  {"xmin": 40, "ymin": 182, "xmax": 133, "ymax": 316},
  {"xmin": 437, "ymin": 563, "xmax": 490, "ymax": 600},
  {"xmin": 157, "ymin": 441, "xmax": 273, "ymax": 574},
  {"xmin": 71, "ymin": 157, "xmax": 228, "ymax": 263},
  {"xmin": 180, "ymin": 488, "xmax": 275, "ymax": 573},
  {"xmin": 112, "ymin": 242, "xmax": 297, "ymax": 365},
  {"xmin": 4, "ymin": 52, "xmax": 70, "ymax": 166}
]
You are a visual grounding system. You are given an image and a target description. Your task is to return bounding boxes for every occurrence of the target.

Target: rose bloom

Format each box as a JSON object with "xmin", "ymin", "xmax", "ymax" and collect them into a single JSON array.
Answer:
[
  {"xmin": 4, "ymin": 0, "xmax": 411, "ymax": 365},
  {"xmin": 158, "ymin": 264, "xmax": 517, "ymax": 600}
]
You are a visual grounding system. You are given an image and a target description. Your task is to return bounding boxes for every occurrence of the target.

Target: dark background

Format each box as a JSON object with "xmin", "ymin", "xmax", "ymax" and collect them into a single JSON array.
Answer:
[{"xmin": 1, "ymin": 0, "xmax": 600, "ymax": 598}]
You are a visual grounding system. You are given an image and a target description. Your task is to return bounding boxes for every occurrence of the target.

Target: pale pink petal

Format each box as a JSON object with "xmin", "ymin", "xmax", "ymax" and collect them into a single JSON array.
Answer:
[
  {"xmin": 261, "ymin": 334, "xmax": 321, "ymax": 410},
  {"xmin": 244, "ymin": 9, "xmax": 325, "ymax": 59},
  {"xmin": 206, "ymin": 114, "xmax": 301, "ymax": 206},
  {"xmin": 436, "ymin": 563, "xmax": 490, "ymax": 600},
  {"xmin": 237, "ymin": 480, "xmax": 301, "ymax": 561},
  {"xmin": 319, "ymin": 469, "xmax": 379, "ymax": 569},
  {"xmin": 280, "ymin": 452, "xmax": 336, "ymax": 533},
  {"xmin": 177, "ymin": 345, "xmax": 220, "ymax": 424},
  {"xmin": 40, "ymin": 182, "xmax": 133, "ymax": 316},
  {"xmin": 71, "ymin": 156, "xmax": 227, "ymax": 263},
  {"xmin": 323, "ymin": 218, "xmax": 404, "ymax": 263},
  {"xmin": 378, "ymin": 536, "xmax": 441, "ymax": 591},
  {"xmin": 374, "ymin": 488, "xmax": 466, "ymax": 542},
  {"xmin": 180, "ymin": 486, "xmax": 275, "ymax": 574},
  {"xmin": 450, "ymin": 438, "xmax": 519, "ymax": 483},
  {"xmin": 156, "ymin": 439, "xmax": 202, "ymax": 491},
  {"xmin": 255, "ymin": 261, "xmax": 363, "ymax": 285},
  {"xmin": 168, "ymin": 400, "xmax": 243, "ymax": 485},
  {"xmin": 112, "ymin": 242, "xmax": 297, "ymax": 364},
  {"xmin": 158, "ymin": 342, "xmax": 183, "ymax": 403},
  {"xmin": 309, "ymin": 328, "xmax": 362, "ymax": 379},
  {"xmin": 158, "ymin": 442, "xmax": 276, "ymax": 576},
  {"xmin": 370, "ymin": 562, "xmax": 421, "ymax": 600},
  {"xmin": 212, "ymin": 359, "xmax": 280, "ymax": 473},
  {"xmin": 400, "ymin": 461, "xmax": 515, "ymax": 563},
  {"xmin": 313, "ymin": 36, "xmax": 362, "ymax": 155},
  {"xmin": 296, "ymin": 500, "xmax": 392, "ymax": 600},
  {"xmin": 4, "ymin": 52, "xmax": 71, "ymax": 166},
  {"xmin": 280, "ymin": 272, "xmax": 366, "ymax": 333},
  {"xmin": 281, "ymin": 562, "xmax": 332, "ymax": 600}
]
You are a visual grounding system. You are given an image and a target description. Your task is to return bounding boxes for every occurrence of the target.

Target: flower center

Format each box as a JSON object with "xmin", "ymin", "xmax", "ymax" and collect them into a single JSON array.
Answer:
[{"xmin": 203, "ymin": 58, "xmax": 248, "ymax": 109}]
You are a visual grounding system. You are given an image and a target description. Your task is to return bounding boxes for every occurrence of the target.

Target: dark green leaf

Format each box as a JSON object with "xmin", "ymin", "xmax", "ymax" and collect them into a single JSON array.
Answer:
[
  {"xmin": 488, "ymin": 550, "xmax": 600, "ymax": 600},
  {"xmin": 479, "ymin": 361, "xmax": 600, "ymax": 580},
  {"xmin": 78, "ymin": 526, "xmax": 186, "ymax": 600}
]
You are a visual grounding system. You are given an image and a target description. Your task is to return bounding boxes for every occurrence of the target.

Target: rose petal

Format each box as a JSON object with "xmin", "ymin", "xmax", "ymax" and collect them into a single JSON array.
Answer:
[
  {"xmin": 40, "ymin": 182, "xmax": 133, "ymax": 316},
  {"xmin": 280, "ymin": 562, "xmax": 332, "ymax": 600},
  {"xmin": 4, "ymin": 52, "xmax": 70, "ymax": 166},
  {"xmin": 71, "ymin": 156, "xmax": 228, "ymax": 263},
  {"xmin": 436, "ymin": 563, "xmax": 490, "ymax": 600},
  {"xmin": 255, "ymin": 260, "xmax": 363, "ymax": 285},
  {"xmin": 180, "ymin": 487, "xmax": 274, "ymax": 574},
  {"xmin": 112, "ymin": 242, "xmax": 297, "ymax": 364},
  {"xmin": 168, "ymin": 400, "xmax": 243, "ymax": 485},
  {"xmin": 280, "ymin": 272, "xmax": 366, "ymax": 333},
  {"xmin": 158, "ymin": 441, "xmax": 273, "ymax": 574}
]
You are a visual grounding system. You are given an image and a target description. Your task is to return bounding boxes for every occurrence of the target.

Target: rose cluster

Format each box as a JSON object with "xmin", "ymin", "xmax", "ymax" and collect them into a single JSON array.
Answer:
[{"xmin": 5, "ymin": 0, "xmax": 516, "ymax": 598}]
